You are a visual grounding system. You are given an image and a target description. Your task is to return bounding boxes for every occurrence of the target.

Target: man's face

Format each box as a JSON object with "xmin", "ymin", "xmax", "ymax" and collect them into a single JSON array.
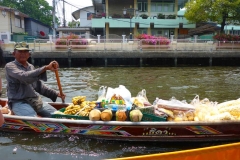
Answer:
[{"xmin": 13, "ymin": 49, "xmax": 30, "ymax": 64}]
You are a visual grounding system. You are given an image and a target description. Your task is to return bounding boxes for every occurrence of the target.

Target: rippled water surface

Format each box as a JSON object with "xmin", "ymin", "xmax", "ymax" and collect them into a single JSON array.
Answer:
[{"xmin": 1, "ymin": 66, "xmax": 240, "ymax": 159}]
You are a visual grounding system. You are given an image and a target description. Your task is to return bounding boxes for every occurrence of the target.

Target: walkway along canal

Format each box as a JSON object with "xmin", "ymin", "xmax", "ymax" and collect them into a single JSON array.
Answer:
[
  {"xmin": 3, "ymin": 50, "xmax": 240, "ymax": 67},
  {"xmin": 2, "ymin": 39, "xmax": 240, "ymax": 67}
]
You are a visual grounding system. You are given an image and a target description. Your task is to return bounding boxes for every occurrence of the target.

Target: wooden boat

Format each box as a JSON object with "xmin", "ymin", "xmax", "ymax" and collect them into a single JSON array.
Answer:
[
  {"xmin": 109, "ymin": 142, "xmax": 240, "ymax": 160},
  {"xmin": 1, "ymin": 98, "xmax": 240, "ymax": 142}
]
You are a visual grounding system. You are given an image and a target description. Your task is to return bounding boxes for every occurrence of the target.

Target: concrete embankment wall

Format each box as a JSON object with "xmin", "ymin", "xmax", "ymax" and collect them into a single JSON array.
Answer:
[{"xmin": 3, "ymin": 50, "xmax": 240, "ymax": 67}]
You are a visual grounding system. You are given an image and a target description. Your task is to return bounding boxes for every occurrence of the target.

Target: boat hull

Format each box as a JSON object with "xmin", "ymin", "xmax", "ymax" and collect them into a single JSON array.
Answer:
[{"xmin": 1, "ymin": 99, "xmax": 240, "ymax": 142}]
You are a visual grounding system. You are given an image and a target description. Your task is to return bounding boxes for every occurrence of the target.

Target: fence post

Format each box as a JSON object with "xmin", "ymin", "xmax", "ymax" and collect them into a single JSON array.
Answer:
[
  {"xmin": 49, "ymin": 35, "xmax": 53, "ymax": 42},
  {"xmin": 194, "ymin": 35, "xmax": 198, "ymax": 43},
  {"xmin": 122, "ymin": 35, "xmax": 126, "ymax": 43},
  {"xmin": 97, "ymin": 35, "xmax": 101, "ymax": 43},
  {"xmin": 170, "ymin": 35, "xmax": 174, "ymax": 42}
]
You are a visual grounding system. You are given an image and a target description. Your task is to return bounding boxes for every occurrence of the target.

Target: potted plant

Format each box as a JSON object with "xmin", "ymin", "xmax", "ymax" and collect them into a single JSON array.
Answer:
[
  {"xmin": 213, "ymin": 34, "xmax": 240, "ymax": 49},
  {"xmin": 135, "ymin": 34, "xmax": 170, "ymax": 50},
  {"xmin": 55, "ymin": 33, "xmax": 88, "ymax": 49},
  {"xmin": 166, "ymin": 14, "xmax": 176, "ymax": 19},
  {"xmin": 140, "ymin": 14, "xmax": 148, "ymax": 19},
  {"xmin": 157, "ymin": 13, "xmax": 165, "ymax": 19},
  {"xmin": 112, "ymin": 13, "xmax": 122, "ymax": 18}
]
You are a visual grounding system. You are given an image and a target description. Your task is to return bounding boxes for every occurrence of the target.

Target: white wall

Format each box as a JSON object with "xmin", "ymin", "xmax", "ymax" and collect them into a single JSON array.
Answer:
[{"xmin": 80, "ymin": 6, "xmax": 94, "ymax": 27}]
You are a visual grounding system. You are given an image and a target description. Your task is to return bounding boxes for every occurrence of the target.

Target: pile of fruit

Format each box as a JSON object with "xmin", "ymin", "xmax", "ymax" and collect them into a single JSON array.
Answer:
[{"xmin": 64, "ymin": 96, "xmax": 96, "ymax": 116}]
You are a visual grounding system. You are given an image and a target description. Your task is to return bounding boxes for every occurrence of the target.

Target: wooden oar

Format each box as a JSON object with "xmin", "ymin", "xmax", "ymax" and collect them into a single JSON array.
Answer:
[{"xmin": 53, "ymin": 62, "xmax": 65, "ymax": 103}]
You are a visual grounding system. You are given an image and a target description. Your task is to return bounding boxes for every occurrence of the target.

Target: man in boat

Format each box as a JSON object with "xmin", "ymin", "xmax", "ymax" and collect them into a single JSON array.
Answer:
[{"xmin": 5, "ymin": 42, "xmax": 66, "ymax": 117}]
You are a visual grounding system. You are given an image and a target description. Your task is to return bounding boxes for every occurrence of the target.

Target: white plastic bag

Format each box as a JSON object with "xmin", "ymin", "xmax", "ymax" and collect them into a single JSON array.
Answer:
[
  {"xmin": 136, "ymin": 89, "xmax": 151, "ymax": 106},
  {"xmin": 105, "ymin": 85, "xmax": 132, "ymax": 106},
  {"xmin": 97, "ymin": 86, "xmax": 107, "ymax": 102},
  {"xmin": 155, "ymin": 97, "xmax": 195, "ymax": 111},
  {"xmin": 105, "ymin": 87, "xmax": 115, "ymax": 102}
]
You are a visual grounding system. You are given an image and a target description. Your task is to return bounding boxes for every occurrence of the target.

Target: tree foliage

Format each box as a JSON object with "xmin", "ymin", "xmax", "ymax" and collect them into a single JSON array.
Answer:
[
  {"xmin": 68, "ymin": 20, "xmax": 80, "ymax": 28},
  {"xmin": 184, "ymin": 0, "xmax": 240, "ymax": 33},
  {"xmin": 0, "ymin": 0, "xmax": 58, "ymax": 26}
]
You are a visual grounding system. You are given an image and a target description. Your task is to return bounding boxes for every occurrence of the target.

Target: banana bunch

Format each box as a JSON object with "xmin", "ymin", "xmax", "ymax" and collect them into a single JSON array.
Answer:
[
  {"xmin": 72, "ymin": 96, "xmax": 86, "ymax": 105},
  {"xmin": 64, "ymin": 104, "xmax": 82, "ymax": 115},
  {"xmin": 133, "ymin": 98, "xmax": 144, "ymax": 107},
  {"xmin": 76, "ymin": 101, "xmax": 96, "ymax": 116},
  {"xmin": 63, "ymin": 97, "xmax": 97, "ymax": 116}
]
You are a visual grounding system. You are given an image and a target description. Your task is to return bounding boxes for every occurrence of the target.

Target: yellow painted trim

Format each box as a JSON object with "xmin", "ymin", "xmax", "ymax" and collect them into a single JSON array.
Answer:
[
  {"xmin": 106, "ymin": 23, "xmax": 109, "ymax": 39},
  {"xmin": 106, "ymin": 0, "xmax": 109, "ymax": 17},
  {"xmin": 108, "ymin": 142, "xmax": 240, "ymax": 160}
]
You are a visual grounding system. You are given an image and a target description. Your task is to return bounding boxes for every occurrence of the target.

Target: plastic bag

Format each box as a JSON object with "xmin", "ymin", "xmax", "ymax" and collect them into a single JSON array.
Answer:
[
  {"xmin": 136, "ymin": 89, "xmax": 151, "ymax": 106},
  {"xmin": 105, "ymin": 85, "xmax": 132, "ymax": 106},
  {"xmin": 97, "ymin": 86, "xmax": 107, "ymax": 102},
  {"xmin": 155, "ymin": 97, "xmax": 195, "ymax": 111}
]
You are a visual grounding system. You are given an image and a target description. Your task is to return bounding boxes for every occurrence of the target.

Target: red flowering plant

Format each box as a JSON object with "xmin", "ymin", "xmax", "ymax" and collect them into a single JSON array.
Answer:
[
  {"xmin": 135, "ymin": 34, "xmax": 170, "ymax": 45},
  {"xmin": 213, "ymin": 34, "xmax": 240, "ymax": 41},
  {"xmin": 55, "ymin": 33, "xmax": 88, "ymax": 45}
]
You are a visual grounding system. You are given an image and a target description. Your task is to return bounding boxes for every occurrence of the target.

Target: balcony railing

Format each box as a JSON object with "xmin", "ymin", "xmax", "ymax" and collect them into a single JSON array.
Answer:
[{"xmin": 2, "ymin": 39, "xmax": 240, "ymax": 52}]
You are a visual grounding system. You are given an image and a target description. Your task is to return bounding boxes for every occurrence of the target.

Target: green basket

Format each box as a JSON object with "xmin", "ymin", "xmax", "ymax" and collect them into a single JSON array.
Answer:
[
  {"xmin": 141, "ymin": 113, "xmax": 166, "ymax": 122},
  {"xmin": 138, "ymin": 106, "xmax": 155, "ymax": 115},
  {"xmin": 51, "ymin": 108, "xmax": 89, "ymax": 120}
]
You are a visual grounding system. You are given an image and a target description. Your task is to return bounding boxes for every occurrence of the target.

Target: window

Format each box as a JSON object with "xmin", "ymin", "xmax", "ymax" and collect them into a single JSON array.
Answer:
[
  {"xmin": 15, "ymin": 16, "xmax": 21, "ymax": 28},
  {"xmin": 151, "ymin": 2, "xmax": 175, "ymax": 12},
  {"xmin": 151, "ymin": 3, "xmax": 156, "ymax": 12},
  {"xmin": 21, "ymin": 19, "xmax": 24, "ymax": 28},
  {"xmin": 138, "ymin": 1, "xmax": 147, "ymax": 12}
]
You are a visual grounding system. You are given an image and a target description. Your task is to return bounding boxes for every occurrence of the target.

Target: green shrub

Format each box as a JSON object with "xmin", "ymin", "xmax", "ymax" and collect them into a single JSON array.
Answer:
[
  {"xmin": 112, "ymin": 13, "xmax": 122, "ymax": 18},
  {"xmin": 157, "ymin": 13, "xmax": 165, "ymax": 19},
  {"xmin": 140, "ymin": 14, "xmax": 148, "ymax": 19},
  {"xmin": 166, "ymin": 14, "xmax": 176, "ymax": 19}
]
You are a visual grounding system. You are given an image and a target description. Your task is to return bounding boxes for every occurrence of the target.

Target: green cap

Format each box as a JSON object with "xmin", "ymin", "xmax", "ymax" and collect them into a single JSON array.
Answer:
[{"xmin": 14, "ymin": 41, "xmax": 30, "ymax": 51}]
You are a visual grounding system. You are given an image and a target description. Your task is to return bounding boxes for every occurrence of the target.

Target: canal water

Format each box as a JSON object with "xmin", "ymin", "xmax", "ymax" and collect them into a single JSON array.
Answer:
[{"xmin": 0, "ymin": 66, "xmax": 240, "ymax": 160}]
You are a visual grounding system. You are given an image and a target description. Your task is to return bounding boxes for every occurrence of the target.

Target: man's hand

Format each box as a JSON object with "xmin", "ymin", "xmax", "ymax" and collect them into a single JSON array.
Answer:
[
  {"xmin": 57, "ymin": 92, "xmax": 66, "ymax": 102},
  {"xmin": 45, "ymin": 61, "xmax": 59, "ymax": 72}
]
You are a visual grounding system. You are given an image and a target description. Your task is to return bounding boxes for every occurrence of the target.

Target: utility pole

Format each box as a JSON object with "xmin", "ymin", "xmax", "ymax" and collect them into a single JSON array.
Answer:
[
  {"xmin": 53, "ymin": 0, "xmax": 56, "ymax": 38},
  {"xmin": 63, "ymin": 0, "xmax": 65, "ymax": 27}
]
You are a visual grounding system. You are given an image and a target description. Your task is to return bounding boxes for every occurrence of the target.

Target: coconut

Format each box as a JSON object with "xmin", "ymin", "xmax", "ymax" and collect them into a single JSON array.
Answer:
[
  {"xmin": 100, "ymin": 109, "xmax": 112, "ymax": 121},
  {"xmin": 130, "ymin": 110, "xmax": 143, "ymax": 122},
  {"xmin": 1, "ymin": 107, "xmax": 9, "ymax": 114},
  {"xmin": 116, "ymin": 110, "xmax": 127, "ymax": 121},
  {"xmin": 89, "ymin": 109, "xmax": 101, "ymax": 121}
]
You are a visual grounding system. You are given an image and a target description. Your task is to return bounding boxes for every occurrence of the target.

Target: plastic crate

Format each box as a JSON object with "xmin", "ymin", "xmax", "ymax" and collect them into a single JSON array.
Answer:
[
  {"xmin": 51, "ymin": 108, "xmax": 89, "ymax": 120},
  {"xmin": 141, "ymin": 113, "xmax": 166, "ymax": 122}
]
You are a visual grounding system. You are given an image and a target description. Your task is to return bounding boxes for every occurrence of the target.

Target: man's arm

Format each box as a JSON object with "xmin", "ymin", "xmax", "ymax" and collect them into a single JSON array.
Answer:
[{"xmin": 5, "ymin": 62, "xmax": 44, "ymax": 84}]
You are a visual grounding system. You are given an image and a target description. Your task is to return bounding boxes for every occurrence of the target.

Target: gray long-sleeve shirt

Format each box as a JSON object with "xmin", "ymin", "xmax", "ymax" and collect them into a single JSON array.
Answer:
[{"xmin": 5, "ymin": 60, "xmax": 58, "ymax": 103}]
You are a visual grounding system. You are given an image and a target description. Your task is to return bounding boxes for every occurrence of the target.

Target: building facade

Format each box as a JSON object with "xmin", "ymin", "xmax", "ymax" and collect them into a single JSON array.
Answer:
[
  {"xmin": 0, "ymin": 6, "xmax": 28, "ymax": 42},
  {"xmin": 89, "ymin": 0, "xmax": 195, "ymax": 39}
]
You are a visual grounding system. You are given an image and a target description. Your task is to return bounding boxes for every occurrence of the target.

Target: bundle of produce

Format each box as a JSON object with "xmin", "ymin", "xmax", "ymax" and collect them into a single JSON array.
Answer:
[
  {"xmin": 101, "ymin": 109, "xmax": 113, "ymax": 121},
  {"xmin": 154, "ymin": 97, "xmax": 195, "ymax": 111},
  {"xmin": 0, "ymin": 106, "xmax": 11, "ymax": 115},
  {"xmin": 153, "ymin": 97, "xmax": 195, "ymax": 122},
  {"xmin": 204, "ymin": 112, "xmax": 235, "ymax": 121},
  {"xmin": 72, "ymin": 96, "xmax": 86, "ymax": 105},
  {"xmin": 105, "ymin": 85, "xmax": 132, "ymax": 106},
  {"xmin": 216, "ymin": 99, "xmax": 240, "ymax": 119},
  {"xmin": 63, "ymin": 96, "xmax": 96, "ymax": 116},
  {"xmin": 129, "ymin": 110, "xmax": 143, "ymax": 122},
  {"xmin": 156, "ymin": 107, "xmax": 194, "ymax": 122},
  {"xmin": 89, "ymin": 109, "xmax": 101, "ymax": 121},
  {"xmin": 116, "ymin": 110, "xmax": 127, "ymax": 121},
  {"xmin": 131, "ymin": 89, "xmax": 152, "ymax": 108},
  {"xmin": 110, "ymin": 94, "xmax": 126, "ymax": 105}
]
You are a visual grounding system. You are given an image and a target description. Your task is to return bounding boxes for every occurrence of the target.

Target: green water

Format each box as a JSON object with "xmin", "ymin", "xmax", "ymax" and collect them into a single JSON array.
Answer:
[{"xmin": 0, "ymin": 66, "xmax": 240, "ymax": 160}]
